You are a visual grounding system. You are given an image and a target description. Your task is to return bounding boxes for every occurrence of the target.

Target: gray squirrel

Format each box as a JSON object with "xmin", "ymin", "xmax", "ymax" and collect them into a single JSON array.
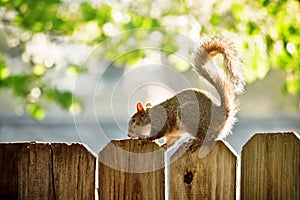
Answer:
[{"xmin": 127, "ymin": 34, "xmax": 245, "ymax": 150}]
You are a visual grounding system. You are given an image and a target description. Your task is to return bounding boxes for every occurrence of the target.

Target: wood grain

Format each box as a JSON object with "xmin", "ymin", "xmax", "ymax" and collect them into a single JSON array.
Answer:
[
  {"xmin": 241, "ymin": 132, "xmax": 300, "ymax": 200},
  {"xmin": 18, "ymin": 143, "xmax": 54, "ymax": 199},
  {"xmin": 0, "ymin": 143, "xmax": 23, "ymax": 199},
  {"xmin": 98, "ymin": 139, "xmax": 165, "ymax": 200},
  {"xmin": 1, "ymin": 132, "xmax": 299, "ymax": 199},
  {"xmin": 51, "ymin": 143, "xmax": 96, "ymax": 200},
  {"xmin": 170, "ymin": 141, "xmax": 237, "ymax": 200},
  {"xmin": 0, "ymin": 142, "xmax": 96, "ymax": 200}
]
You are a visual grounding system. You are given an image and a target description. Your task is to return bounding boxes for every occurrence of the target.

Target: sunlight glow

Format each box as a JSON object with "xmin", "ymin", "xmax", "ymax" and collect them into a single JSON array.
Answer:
[
  {"xmin": 168, "ymin": 54, "xmax": 190, "ymax": 72},
  {"xmin": 112, "ymin": 10, "xmax": 131, "ymax": 23},
  {"xmin": 286, "ymin": 74, "xmax": 299, "ymax": 95},
  {"xmin": 68, "ymin": 2, "xmax": 79, "ymax": 13},
  {"xmin": 28, "ymin": 87, "xmax": 42, "ymax": 103},
  {"xmin": 23, "ymin": 33, "xmax": 62, "ymax": 66},
  {"xmin": 33, "ymin": 64, "xmax": 46, "ymax": 76},
  {"xmin": 103, "ymin": 23, "xmax": 118, "ymax": 37},
  {"xmin": 7, "ymin": 37, "xmax": 19, "ymax": 48},
  {"xmin": 69, "ymin": 102, "xmax": 82, "ymax": 115},
  {"xmin": 286, "ymin": 42, "xmax": 296, "ymax": 55},
  {"xmin": 0, "ymin": 66, "xmax": 9, "ymax": 79},
  {"xmin": 73, "ymin": 21, "xmax": 101, "ymax": 43},
  {"xmin": 149, "ymin": 31, "xmax": 163, "ymax": 47},
  {"xmin": 273, "ymin": 40, "xmax": 284, "ymax": 55},
  {"xmin": 30, "ymin": 87, "xmax": 41, "ymax": 99},
  {"xmin": 45, "ymin": 58, "xmax": 55, "ymax": 68}
]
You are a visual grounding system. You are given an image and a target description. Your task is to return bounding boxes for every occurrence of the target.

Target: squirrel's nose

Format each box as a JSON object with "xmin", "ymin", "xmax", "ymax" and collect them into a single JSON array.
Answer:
[{"xmin": 127, "ymin": 131, "xmax": 132, "ymax": 137}]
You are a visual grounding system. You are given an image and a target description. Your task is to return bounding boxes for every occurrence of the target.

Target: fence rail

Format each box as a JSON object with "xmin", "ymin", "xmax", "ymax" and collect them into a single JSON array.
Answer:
[{"xmin": 0, "ymin": 132, "xmax": 299, "ymax": 200}]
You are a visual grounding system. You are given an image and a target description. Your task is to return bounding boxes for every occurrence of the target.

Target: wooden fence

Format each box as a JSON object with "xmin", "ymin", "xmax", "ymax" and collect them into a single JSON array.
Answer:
[{"xmin": 0, "ymin": 132, "xmax": 299, "ymax": 199}]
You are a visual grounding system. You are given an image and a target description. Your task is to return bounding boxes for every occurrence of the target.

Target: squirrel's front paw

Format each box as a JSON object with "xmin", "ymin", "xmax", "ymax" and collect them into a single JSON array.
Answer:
[{"xmin": 160, "ymin": 143, "xmax": 169, "ymax": 150}]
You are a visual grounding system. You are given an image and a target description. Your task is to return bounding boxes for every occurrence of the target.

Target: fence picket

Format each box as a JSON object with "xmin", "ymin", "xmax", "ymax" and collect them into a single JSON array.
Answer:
[
  {"xmin": 169, "ymin": 141, "xmax": 237, "ymax": 200},
  {"xmin": 0, "ymin": 142, "xmax": 96, "ymax": 200},
  {"xmin": 241, "ymin": 132, "xmax": 300, "ymax": 200},
  {"xmin": 98, "ymin": 139, "xmax": 165, "ymax": 200}
]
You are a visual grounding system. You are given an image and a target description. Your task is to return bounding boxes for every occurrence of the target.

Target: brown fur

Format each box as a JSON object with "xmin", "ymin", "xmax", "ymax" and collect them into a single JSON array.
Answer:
[{"xmin": 128, "ymin": 34, "xmax": 245, "ymax": 149}]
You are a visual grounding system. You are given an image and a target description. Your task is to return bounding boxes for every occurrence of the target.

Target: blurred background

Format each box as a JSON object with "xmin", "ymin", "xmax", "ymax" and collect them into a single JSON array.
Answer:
[{"xmin": 0, "ymin": 0, "xmax": 299, "ymax": 155}]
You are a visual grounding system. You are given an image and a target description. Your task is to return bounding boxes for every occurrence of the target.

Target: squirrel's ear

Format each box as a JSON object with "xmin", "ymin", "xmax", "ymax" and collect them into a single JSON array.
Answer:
[
  {"xmin": 137, "ymin": 102, "xmax": 144, "ymax": 112},
  {"xmin": 146, "ymin": 103, "xmax": 152, "ymax": 108}
]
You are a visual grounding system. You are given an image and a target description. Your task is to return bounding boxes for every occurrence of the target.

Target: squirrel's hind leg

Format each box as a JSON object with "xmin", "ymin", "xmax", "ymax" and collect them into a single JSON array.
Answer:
[{"xmin": 184, "ymin": 139, "xmax": 202, "ymax": 152}]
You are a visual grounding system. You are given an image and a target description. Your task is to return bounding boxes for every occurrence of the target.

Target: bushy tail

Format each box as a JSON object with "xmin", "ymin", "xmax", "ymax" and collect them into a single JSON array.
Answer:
[
  {"xmin": 192, "ymin": 34, "xmax": 245, "ymax": 138},
  {"xmin": 193, "ymin": 34, "xmax": 245, "ymax": 95}
]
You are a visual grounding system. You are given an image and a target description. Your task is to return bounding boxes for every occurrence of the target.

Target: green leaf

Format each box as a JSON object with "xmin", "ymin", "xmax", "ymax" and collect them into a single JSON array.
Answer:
[
  {"xmin": 6, "ymin": 75, "xmax": 29, "ymax": 96},
  {"xmin": 0, "ymin": 62, "xmax": 10, "ymax": 80},
  {"xmin": 210, "ymin": 13, "xmax": 222, "ymax": 26},
  {"xmin": 120, "ymin": 49, "xmax": 145, "ymax": 66},
  {"xmin": 285, "ymin": 74, "xmax": 300, "ymax": 95},
  {"xmin": 46, "ymin": 89, "xmax": 73, "ymax": 109},
  {"xmin": 69, "ymin": 100, "xmax": 82, "ymax": 115},
  {"xmin": 27, "ymin": 103, "xmax": 45, "ymax": 120},
  {"xmin": 247, "ymin": 21, "xmax": 260, "ymax": 35},
  {"xmin": 32, "ymin": 64, "xmax": 47, "ymax": 76}
]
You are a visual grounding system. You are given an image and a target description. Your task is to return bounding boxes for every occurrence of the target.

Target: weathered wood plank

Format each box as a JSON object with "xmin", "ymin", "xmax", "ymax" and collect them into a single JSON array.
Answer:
[
  {"xmin": 241, "ymin": 132, "xmax": 300, "ymax": 200},
  {"xmin": 0, "ymin": 142, "xmax": 96, "ymax": 200},
  {"xmin": 51, "ymin": 143, "xmax": 96, "ymax": 200},
  {"xmin": 98, "ymin": 139, "xmax": 165, "ymax": 200},
  {"xmin": 170, "ymin": 141, "xmax": 237, "ymax": 200},
  {"xmin": 18, "ymin": 143, "xmax": 54, "ymax": 199},
  {"xmin": 0, "ymin": 143, "xmax": 23, "ymax": 199}
]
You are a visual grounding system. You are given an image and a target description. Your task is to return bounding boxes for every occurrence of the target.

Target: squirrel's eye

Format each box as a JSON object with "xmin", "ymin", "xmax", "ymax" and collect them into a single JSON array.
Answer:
[{"xmin": 131, "ymin": 118, "xmax": 136, "ymax": 123}]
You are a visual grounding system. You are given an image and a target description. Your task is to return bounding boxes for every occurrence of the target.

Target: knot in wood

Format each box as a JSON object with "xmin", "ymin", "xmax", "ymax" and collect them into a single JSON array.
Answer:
[{"xmin": 184, "ymin": 171, "xmax": 193, "ymax": 184}]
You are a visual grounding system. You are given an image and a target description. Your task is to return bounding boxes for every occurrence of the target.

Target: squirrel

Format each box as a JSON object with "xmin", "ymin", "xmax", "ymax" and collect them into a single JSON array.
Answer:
[{"xmin": 127, "ymin": 34, "xmax": 245, "ymax": 150}]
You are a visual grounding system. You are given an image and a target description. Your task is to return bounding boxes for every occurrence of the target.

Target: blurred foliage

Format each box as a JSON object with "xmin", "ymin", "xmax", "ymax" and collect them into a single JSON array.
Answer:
[{"xmin": 0, "ymin": 0, "xmax": 299, "ymax": 119}]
